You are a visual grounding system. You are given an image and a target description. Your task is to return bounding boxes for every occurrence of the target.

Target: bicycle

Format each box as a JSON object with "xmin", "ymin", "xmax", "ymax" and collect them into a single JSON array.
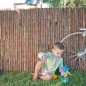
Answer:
[{"xmin": 61, "ymin": 28, "xmax": 86, "ymax": 70}]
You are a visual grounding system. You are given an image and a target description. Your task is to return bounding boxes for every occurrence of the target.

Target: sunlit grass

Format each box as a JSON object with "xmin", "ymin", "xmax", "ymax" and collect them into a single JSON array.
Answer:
[{"xmin": 0, "ymin": 70, "xmax": 86, "ymax": 86}]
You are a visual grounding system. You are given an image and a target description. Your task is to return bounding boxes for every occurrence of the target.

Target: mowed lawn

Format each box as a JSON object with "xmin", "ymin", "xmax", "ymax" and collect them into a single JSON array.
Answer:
[{"xmin": 0, "ymin": 70, "xmax": 86, "ymax": 86}]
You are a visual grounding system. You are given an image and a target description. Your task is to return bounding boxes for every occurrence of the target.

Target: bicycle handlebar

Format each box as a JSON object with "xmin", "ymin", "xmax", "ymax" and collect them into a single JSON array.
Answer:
[{"xmin": 80, "ymin": 28, "xmax": 86, "ymax": 30}]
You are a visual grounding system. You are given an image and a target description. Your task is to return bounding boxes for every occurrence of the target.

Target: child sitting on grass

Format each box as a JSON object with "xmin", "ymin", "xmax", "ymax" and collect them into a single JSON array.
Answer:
[{"xmin": 32, "ymin": 42, "xmax": 64, "ymax": 81}]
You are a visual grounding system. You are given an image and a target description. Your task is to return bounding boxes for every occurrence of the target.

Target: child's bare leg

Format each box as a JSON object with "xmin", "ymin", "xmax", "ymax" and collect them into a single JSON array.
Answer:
[
  {"xmin": 39, "ymin": 73, "xmax": 53, "ymax": 80},
  {"xmin": 32, "ymin": 60, "xmax": 43, "ymax": 80}
]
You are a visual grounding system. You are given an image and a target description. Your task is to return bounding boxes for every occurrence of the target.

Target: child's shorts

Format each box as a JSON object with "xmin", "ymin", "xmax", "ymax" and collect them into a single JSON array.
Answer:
[{"xmin": 39, "ymin": 68, "xmax": 48, "ymax": 76}]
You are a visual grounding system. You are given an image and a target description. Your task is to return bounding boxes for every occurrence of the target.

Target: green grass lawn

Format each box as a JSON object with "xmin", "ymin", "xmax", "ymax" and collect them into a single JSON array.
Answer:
[{"xmin": 0, "ymin": 70, "xmax": 86, "ymax": 86}]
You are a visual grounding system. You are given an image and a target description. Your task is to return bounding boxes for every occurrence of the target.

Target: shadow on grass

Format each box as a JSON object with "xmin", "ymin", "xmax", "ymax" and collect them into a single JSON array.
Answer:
[{"xmin": 0, "ymin": 70, "xmax": 5, "ymax": 76}]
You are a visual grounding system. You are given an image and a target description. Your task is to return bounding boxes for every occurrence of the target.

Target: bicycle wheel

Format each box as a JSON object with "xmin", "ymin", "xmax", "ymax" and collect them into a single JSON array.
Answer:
[{"xmin": 61, "ymin": 32, "xmax": 86, "ymax": 70}]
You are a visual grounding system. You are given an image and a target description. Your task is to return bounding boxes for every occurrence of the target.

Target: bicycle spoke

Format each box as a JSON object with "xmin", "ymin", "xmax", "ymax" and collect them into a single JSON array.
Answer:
[
  {"xmin": 83, "ymin": 56, "xmax": 86, "ymax": 61},
  {"xmin": 69, "ymin": 43, "xmax": 80, "ymax": 53},
  {"xmin": 65, "ymin": 55, "xmax": 78, "ymax": 63},
  {"xmin": 67, "ymin": 43, "xmax": 78, "ymax": 53},
  {"xmin": 69, "ymin": 55, "xmax": 77, "ymax": 58},
  {"xmin": 64, "ymin": 52, "xmax": 76, "ymax": 56},
  {"xmin": 61, "ymin": 32, "xmax": 86, "ymax": 70},
  {"xmin": 66, "ymin": 48, "xmax": 77, "ymax": 54},
  {"xmin": 79, "ymin": 38, "xmax": 86, "ymax": 51},
  {"xmin": 80, "ymin": 58, "xmax": 86, "ymax": 69}
]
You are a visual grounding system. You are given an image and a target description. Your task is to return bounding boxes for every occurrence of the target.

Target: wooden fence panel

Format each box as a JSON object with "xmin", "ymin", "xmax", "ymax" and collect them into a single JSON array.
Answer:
[{"xmin": 0, "ymin": 8, "xmax": 86, "ymax": 71}]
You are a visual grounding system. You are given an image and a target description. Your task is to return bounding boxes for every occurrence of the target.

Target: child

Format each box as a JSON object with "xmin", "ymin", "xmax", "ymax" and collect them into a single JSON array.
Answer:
[{"xmin": 32, "ymin": 42, "xmax": 64, "ymax": 81}]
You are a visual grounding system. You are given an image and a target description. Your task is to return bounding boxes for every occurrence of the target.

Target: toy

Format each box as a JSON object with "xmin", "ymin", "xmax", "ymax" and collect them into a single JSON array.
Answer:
[
  {"xmin": 59, "ymin": 65, "xmax": 72, "ymax": 83},
  {"xmin": 52, "ymin": 65, "xmax": 72, "ymax": 84},
  {"xmin": 60, "ymin": 77, "xmax": 69, "ymax": 83},
  {"xmin": 59, "ymin": 65, "xmax": 72, "ymax": 77},
  {"xmin": 52, "ymin": 74, "xmax": 60, "ymax": 79}
]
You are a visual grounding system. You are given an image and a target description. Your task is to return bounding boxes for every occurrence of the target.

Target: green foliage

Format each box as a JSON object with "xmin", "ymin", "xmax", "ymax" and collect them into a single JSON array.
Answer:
[
  {"xmin": 50, "ymin": 0, "xmax": 63, "ymax": 8},
  {"xmin": 43, "ymin": 0, "xmax": 63, "ymax": 7},
  {"xmin": 74, "ymin": 0, "xmax": 86, "ymax": 8},
  {"xmin": 0, "ymin": 70, "xmax": 86, "ymax": 86},
  {"xmin": 44, "ymin": 0, "xmax": 86, "ymax": 8}
]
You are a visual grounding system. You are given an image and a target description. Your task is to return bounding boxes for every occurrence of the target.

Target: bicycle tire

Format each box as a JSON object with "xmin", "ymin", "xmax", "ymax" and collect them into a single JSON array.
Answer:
[{"xmin": 61, "ymin": 32, "xmax": 86, "ymax": 70}]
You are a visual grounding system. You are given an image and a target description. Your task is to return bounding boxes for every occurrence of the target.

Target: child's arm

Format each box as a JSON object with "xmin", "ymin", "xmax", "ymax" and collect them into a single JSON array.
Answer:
[
  {"xmin": 41, "ymin": 55, "xmax": 46, "ymax": 63},
  {"xmin": 59, "ymin": 59, "xmax": 63, "ymax": 70},
  {"xmin": 38, "ymin": 52, "xmax": 46, "ymax": 63}
]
